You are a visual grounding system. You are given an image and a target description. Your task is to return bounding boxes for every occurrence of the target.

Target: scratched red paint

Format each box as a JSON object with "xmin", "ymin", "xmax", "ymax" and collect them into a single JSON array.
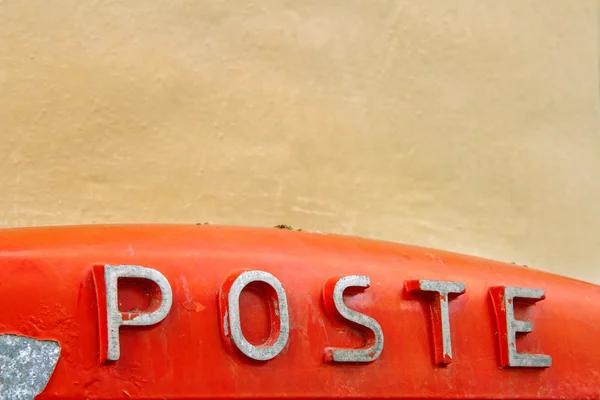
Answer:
[{"xmin": 0, "ymin": 225, "xmax": 598, "ymax": 399}]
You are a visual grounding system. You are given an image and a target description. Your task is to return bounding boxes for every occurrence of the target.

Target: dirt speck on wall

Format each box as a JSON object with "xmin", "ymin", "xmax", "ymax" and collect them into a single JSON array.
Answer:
[{"xmin": 0, "ymin": 1, "xmax": 599, "ymax": 284}]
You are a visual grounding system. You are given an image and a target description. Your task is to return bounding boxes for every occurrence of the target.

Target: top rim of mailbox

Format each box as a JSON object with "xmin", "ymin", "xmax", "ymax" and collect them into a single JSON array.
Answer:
[{"xmin": 0, "ymin": 223, "xmax": 595, "ymax": 288}]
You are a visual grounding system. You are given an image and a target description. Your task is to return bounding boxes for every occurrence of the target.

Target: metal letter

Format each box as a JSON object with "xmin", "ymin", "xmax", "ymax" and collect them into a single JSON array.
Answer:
[
  {"xmin": 323, "ymin": 275, "xmax": 384, "ymax": 363},
  {"xmin": 93, "ymin": 264, "xmax": 173, "ymax": 361},
  {"xmin": 405, "ymin": 280, "xmax": 465, "ymax": 364},
  {"xmin": 489, "ymin": 286, "xmax": 552, "ymax": 368},
  {"xmin": 220, "ymin": 270, "xmax": 290, "ymax": 361}
]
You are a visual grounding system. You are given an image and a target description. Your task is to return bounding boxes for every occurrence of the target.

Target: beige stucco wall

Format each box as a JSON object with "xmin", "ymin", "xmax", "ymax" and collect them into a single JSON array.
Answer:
[{"xmin": 1, "ymin": 1, "xmax": 599, "ymax": 284}]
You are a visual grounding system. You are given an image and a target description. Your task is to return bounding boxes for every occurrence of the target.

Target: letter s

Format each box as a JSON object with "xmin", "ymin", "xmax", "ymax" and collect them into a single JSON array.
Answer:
[{"xmin": 322, "ymin": 275, "xmax": 384, "ymax": 363}]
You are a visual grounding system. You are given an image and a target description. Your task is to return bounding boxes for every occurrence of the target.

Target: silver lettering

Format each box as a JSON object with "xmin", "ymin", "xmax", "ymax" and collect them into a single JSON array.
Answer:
[
  {"xmin": 225, "ymin": 270, "xmax": 290, "ymax": 361},
  {"xmin": 104, "ymin": 265, "xmax": 173, "ymax": 361},
  {"xmin": 405, "ymin": 280, "xmax": 465, "ymax": 364},
  {"xmin": 490, "ymin": 286, "xmax": 552, "ymax": 368},
  {"xmin": 324, "ymin": 275, "xmax": 384, "ymax": 363}
]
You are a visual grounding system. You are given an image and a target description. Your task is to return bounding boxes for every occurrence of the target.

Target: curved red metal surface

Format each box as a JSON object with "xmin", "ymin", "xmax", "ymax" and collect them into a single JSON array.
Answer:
[{"xmin": 0, "ymin": 225, "xmax": 598, "ymax": 399}]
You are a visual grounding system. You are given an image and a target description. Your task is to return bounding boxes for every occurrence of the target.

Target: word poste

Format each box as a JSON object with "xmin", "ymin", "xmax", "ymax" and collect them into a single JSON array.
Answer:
[{"xmin": 91, "ymin": 264, "xmax": 552, "ymax": 369}]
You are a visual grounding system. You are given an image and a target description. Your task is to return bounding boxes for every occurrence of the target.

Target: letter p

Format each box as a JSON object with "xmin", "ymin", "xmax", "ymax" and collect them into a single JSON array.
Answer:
[{"xmin": 92, "ymin": 264, "xmax": 173, "ymax": 362}]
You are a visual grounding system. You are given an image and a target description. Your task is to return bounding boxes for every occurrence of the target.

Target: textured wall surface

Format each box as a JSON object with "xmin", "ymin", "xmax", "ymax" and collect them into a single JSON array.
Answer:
[{"xmin": 1, "ymin": 1, "xmax": 599, "ymax": 283}]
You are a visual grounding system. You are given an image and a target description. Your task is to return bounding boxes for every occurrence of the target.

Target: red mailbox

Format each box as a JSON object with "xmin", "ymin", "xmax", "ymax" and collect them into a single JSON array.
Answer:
[{"xmin": 0, "ymin": 225, "xmax": 598, "ymax": 399}]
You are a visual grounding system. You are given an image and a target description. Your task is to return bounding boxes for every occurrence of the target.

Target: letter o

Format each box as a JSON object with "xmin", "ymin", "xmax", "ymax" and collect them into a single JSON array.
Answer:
[{"xmin": 220, "ymin": 270, "xmax": 290, "ymax": 361}]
